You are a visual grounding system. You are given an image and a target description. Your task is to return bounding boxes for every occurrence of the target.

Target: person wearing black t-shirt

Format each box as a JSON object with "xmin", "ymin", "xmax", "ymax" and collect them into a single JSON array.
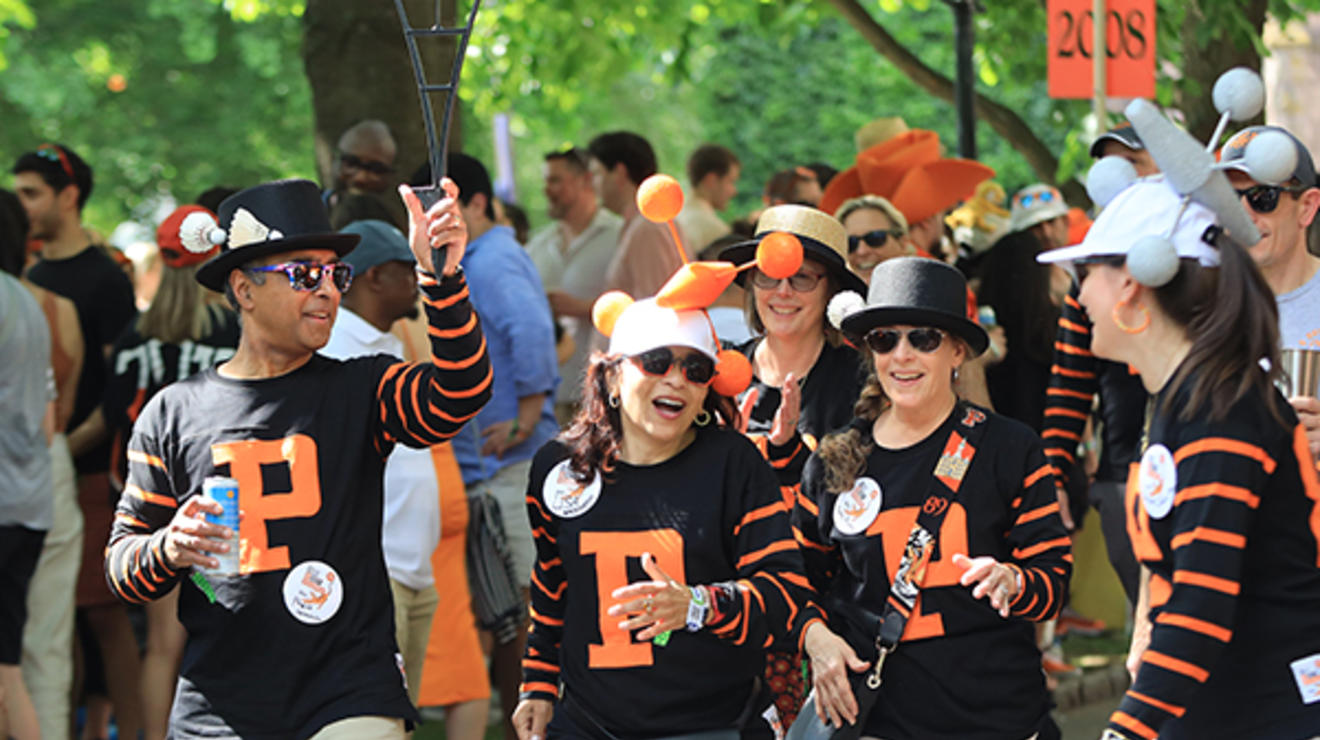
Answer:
[
  {"xmin": 798, "ymin": 257, "xmax": 1070, "ymax": 740},
  {"xmin": 1040, "ymin": 173, "xmax": 1320, "ymax": 736},
  {"xmin": 12, "ymin": 143, "xmax": 144, "ymax": 736},
  {"xmin": 103, "ymin": 178, "xmax": 491, "ymax": 740},
  {"xmin": 719, "ymin": 204, "xmax": 867, "ymax": 723},
  {"xmin": 513, "ymin": 296, "xmax": 819, "ymax": 740}
]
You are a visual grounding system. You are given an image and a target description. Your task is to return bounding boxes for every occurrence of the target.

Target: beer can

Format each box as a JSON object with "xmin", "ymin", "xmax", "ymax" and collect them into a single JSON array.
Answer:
[{"xmin": 202, "ymin": 476, "xmax": 240, "ymax": 576}]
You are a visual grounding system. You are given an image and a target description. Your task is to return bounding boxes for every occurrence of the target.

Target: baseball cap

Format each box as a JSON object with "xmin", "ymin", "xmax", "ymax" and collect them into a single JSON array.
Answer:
[
  {"xmin": 1037, "ymin": 176, "xmax": 1220, "ymax": 276},
  {"xmin": 1009, "ymin": 184, "xmax": 1069, "ymax": 233},
  {"xmin": 607, "ymin": 298, "xmax": 718, "ymax": 360},
  {"xmin": 1089, "ymin": 123, "xmax": 1145, "ymax": 159},
  {"xmin": 338, "ymin": 219, "xmax": 414, "ymax": 273},
  {"xmin": 1219, "ymin": 125, "xmax": 1318, "ymax": 188}
]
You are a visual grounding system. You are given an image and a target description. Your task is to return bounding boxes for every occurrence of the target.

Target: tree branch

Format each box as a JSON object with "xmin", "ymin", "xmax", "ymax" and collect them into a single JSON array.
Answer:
[{"xmin": 823, "ymin": 0, "xmax": 1090, "ymax": 207}]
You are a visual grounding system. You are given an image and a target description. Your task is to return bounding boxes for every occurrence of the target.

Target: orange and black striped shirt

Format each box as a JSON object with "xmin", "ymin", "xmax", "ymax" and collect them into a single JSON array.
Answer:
[
  {"xmin": 1107, "ymin": 378, "xmax": 1320, "ymax": 740},
  {"xmin": 795, "ymin": 405, "xmax": 1071, "ymax": 740},
  {"xmin": 102, "ymin": 271, "xmax": 490, "ymax": 738},
  {"xmin": 519, "ymin": 428, "xmax": 821, "ymax": 735},
  {"xmin": 1042, "ymin": 287, "xmax": 1147, "ymax": 486}
]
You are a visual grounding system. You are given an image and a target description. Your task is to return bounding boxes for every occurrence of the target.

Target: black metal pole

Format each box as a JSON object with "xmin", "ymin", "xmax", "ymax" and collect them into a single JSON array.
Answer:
[{"xmin": 949, "ymin": 0, "xmax": 977, "ymax": 159}]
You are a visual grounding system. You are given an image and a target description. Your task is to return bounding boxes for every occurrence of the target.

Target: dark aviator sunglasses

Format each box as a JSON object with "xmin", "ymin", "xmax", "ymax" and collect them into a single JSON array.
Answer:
[{"xmin": 629, "ymin": 347, "xmax": 716, "ymax": 385}]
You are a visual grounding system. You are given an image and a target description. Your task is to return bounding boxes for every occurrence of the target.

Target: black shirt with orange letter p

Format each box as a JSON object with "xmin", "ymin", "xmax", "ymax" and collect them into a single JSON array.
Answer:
[{"xmin": 104, "ymin": 272, "xmax": 490, "ymax": 739}]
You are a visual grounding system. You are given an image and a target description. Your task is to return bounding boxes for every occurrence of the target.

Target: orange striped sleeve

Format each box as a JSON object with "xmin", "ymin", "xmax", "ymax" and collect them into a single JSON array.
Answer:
[
  {"xmin": 1059, "ymin": 318, "xmax": 1090, "ymax": 334},
  {"xmin": 1023, "ymin": 464, "xmax": 1053, "ymax": 489},
  {"xmin": 1051, "ymin": 364, "xmax": 1096, "ymax": 380},
  {"xmin": 124, "ymin": 484, "xmax": 177, "ymax": 509},
  {"xmin": 1174, "ymin": 437, "xmax": 1276, "ymax": 473},
  {"xmin": 1171, "ymin": 569, "xmax": 1240, "ymax": 596},
  {"xmin": 1044, "ymin": 407, "xmax": 1088, "ymax": 420},
  {"xmin": 1173, "ymin": 483, "xmax": 1260, "ymax": 509},
  {"xmin": 1154, "ymin": 612, "xmax": 1232, "ymax": 642},
  {"xmin": 1111, "ymin": 710, "xmax": 1158, "ymax": 739},
  {"xmin": 1053, "ymin": 341, "xmax": 1094, "ymax": 357},
  {"xmin": 521, "ymin": 659, "xmax": 560, "ymax": 674},
  {"xmin": 1015, "ymin": 501, "xmax": 1060, "ymax": 527},
  {"xmin": 428, "ymin": 311, "xmax": 479, "ymax": 339},
  {"xmin": 1170, "ymin": 527, "xmax": 1245, "ymax": 550},
  {"xmin": 736, "ymin": 539, "xmax": 796, "ymax": 570},
  {"xmin": 735, "ymin": 501, "xmax": 787, "ymax": 536},
  {"xmin": 1046, "ymin": 387, "xmax": 1093, "ymax": 400},
  {"xmin": 115, "ymin": 512, "xmax": 149, "ymax": 531},
  {"xmin": 1141, "ymin": 650, "xmax": 1210, "ymax": 682},
  {"xmin": 1012, "ymin": 536, "xmax": 1071, "ymax": 560},
  {"xmin": 795, "ymin": 491, "xmax": 819, "ymax": 516},
  {"xmin": 127, "ymin": 449, "xmax": 167, "ymax": 472},
  {"xmin": 519, "ymin": 681, "xmax": 559, "ymax": 696}
]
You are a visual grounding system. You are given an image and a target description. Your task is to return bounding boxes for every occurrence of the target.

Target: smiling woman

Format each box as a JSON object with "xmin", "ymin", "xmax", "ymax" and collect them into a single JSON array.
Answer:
[{"xmin": 513, "ymin": 297, "xmax": 819, "ymax": 740}]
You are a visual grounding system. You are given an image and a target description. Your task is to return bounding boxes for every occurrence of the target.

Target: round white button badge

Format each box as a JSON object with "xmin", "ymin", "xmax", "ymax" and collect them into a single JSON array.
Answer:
[
  {"xmin": 283, "ymin": 560, "xmax": 344, "ymax": 625},
  {"xmin": 833, "ymin": 477, "xmax": 883, "ymax": 535},
  {"xmin": 1138, "ymin": 444, "xmax": 1177, "ymax": 520},
  {"xmin": 543, "ymin": 460, "xmax": 602, "ymax": 519}
]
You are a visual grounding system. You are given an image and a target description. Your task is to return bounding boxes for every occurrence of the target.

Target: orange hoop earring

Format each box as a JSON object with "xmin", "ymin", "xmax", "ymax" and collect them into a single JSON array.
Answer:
[{"xmin": 1112, "ymin": 299, "xmax": 1150, "ymax": 334}]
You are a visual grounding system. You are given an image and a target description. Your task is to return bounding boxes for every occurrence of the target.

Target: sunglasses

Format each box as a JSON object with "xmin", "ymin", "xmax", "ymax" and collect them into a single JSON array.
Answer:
[
  {"xmin": 247, "ymin": 261, "xmax": 354, "ymax": 293},
  {"xmin": 36, "ymin": 144, "xmax": 75, "ymax": 181},
  {"xmin": 629, "ymin": 347, "xmax": 716, "ymax": 385},
  {"xmin": 864, "ymin": 327, "xmax": 945, "ymax": 354},
  {"xmin": 338, "ymin": 152, "xmax": 395, "ymax": 176},
  {"xmin": 1235, "ymin": 184, "xmax": 1306, "ymax": 214},
  {"xmin": 1074, "ymin": 256, "xmax": 1125, "ymax": 284},
  {"xmin": 847, "ymin": 229, "xmax": 903, "ymax": 253},
  {"xmin": 750, "ymin": 267, "xmax": 825, "ymax": 293},
  {"xmin": 1016, "ymin": 190, "xmax": 1057, "ymax": 208}
]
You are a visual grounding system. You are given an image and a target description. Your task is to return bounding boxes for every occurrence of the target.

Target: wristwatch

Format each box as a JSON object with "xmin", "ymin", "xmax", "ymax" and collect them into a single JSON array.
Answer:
[{"xmin": 686, "ymin": 586, "xmax": 709, "ymax": 632}]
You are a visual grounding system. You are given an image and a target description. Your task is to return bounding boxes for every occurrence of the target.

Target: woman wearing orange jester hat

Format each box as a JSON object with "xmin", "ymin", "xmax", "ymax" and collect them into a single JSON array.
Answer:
[{"xmin": 513, "ymin": 176, "xmax": 819, "ymax": 740}]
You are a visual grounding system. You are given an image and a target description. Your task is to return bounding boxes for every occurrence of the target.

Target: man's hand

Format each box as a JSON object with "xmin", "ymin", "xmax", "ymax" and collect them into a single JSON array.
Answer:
[
  {"xmin": 163, "ymin": 496, "xmax": 232, "ymax": 571},
  {"xmin": 1290, "ymin": 396, "xmax": 1320, "ymax": 460},
  {"xmin": 480, "ymin": 420, "xmax": 527, "ymax": 459},
  {"xmin": 399, "ymin": 179, "xmax": 467, "ymax": 277}
]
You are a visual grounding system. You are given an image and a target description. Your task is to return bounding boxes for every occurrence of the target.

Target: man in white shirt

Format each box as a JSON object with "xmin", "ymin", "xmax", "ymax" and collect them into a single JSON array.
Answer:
[
  {"xmin": 676, "ymin": 144, "xmax": 739, "ymax": 255},
  {"xmin": 524, "ymin": 148, "xmax": 622, "ymax": 421},
  {"xmin": 319, "ymin": 218, "xmax": 438, "ymax": 703}
]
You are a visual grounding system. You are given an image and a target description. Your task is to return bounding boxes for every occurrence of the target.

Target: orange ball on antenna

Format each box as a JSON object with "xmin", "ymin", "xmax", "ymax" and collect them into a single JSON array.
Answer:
[
  {"xmin": 637, "ymin": 174, "xmax": 684, "ymax": 223},
  {"xmin": 711, "ymin": 349, "xmax": 753, "ymax": 397},
  {"xmin": 756, "ymin": 232, "xmax": 803, "ymax": 279},
  {"xmin": 592, "ymin": 290, "xmax": 634, "ymax": 337}
]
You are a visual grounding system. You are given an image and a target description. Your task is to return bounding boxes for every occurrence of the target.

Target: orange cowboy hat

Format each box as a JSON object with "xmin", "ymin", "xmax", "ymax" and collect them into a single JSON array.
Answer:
[{"xmin": 820, "ymin": 130, "xmax": 995, "ymax": 226}]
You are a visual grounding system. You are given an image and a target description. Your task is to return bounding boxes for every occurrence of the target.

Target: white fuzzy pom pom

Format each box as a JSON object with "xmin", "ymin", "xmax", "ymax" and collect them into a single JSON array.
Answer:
[
  {"xmin": 827, "ymin": 290, "xmax": 866, "ymax": 330},
  {"xmin": 1086, "ymin": 156, "xmax": 1139, "ymax": 208},
  {"xmin": 1242, "ymin": 130, "xmax": 1299, "ymax": 186},
  {"xmin": 1126, "ymin": 235, "xmax": 1180, "ymax": 287},
  {"xmin": 179, "ymin": 211, "xmax": 222, "ymax": 254},
  {"xmin": 1212, "ymin": 67, "xmax": 1265, "ymax": 122}
]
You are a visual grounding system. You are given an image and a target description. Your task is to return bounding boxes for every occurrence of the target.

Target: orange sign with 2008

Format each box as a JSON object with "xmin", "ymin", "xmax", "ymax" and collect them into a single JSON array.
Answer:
[{"xmin": 1047, "ymin": 0, "xmax": 1156, "ymax": 99}]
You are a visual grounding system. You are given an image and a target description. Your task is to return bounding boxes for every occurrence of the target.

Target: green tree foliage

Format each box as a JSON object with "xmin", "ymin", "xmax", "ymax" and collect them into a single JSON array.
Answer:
[{"xmin": 0, "ymin": 0, "xmax": 313, "ymax": 232}]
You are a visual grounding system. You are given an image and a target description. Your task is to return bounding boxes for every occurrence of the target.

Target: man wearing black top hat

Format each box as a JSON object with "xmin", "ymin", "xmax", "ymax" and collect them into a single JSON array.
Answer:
[{"xmin": 104, "ymin": 178, "xmax": 491, "ymax": 739}]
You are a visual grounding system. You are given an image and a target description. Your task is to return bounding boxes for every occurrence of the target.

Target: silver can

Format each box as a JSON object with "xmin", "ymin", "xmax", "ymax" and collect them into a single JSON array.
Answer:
[{"xmin": 201, "ymin": 476, "xmax": 240, "ymax": 576}]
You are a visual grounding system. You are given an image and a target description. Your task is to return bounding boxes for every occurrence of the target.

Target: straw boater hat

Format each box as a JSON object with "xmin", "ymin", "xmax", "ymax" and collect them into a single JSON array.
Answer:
[
  {"xmin": 828, "ymin": 256, "xmax": 988, "ymax": 357},
  {"xmin": 717, "ymin": 204, "xmax": 867, "ymax": 296},
  {"xmin": 195, "ymin": 179, "xmax": 360, "ymax": 291},
  {"xmin": 819, "ymin": 130, "xmax": 995, "ymax": 225}
]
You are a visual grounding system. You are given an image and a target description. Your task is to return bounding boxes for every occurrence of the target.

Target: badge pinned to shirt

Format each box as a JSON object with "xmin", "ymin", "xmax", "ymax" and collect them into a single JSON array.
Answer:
[
  {"xmin": 1290, "ymin": 652, "xmax": 1320, "ymax": 704},
  {"xmin": 1138, "ymin": 444, "xmax": 1176, "ymax": 520},
  {"xmin": 544, "ymin": 459, "xmax": 602, "ymax": 518},
  {"xmin": 283, "ymin": 560, "xmax": 344, "ymax": 625},
  {"xmin": 833, "ymin": 476, "xmax": 883, "ymax": 535}
]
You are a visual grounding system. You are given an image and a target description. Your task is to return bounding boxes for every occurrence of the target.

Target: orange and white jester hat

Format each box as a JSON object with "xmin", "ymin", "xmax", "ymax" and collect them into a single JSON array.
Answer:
[{"xmin": 591, "ymin": 174, "xmax": 806, "ymax": 397}]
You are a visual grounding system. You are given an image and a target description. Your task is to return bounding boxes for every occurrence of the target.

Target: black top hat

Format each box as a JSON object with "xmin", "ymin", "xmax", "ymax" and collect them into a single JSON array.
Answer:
[
  {"xmin": 718, "ymin": 204, "xmax": 868, "ymax": 296},
  {"xmin": 840, "ymin": 256, "xmax": 988, "ymax": 356},
  {"xmin": 195, "ymin": 179, "xmax": 361, "ymax": 291}
]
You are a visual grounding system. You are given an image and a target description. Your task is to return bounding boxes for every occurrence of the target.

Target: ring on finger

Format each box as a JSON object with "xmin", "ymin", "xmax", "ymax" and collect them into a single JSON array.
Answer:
[{"xmin": 644, "ymin": 596, "xmax": 655, "ymax": 614}]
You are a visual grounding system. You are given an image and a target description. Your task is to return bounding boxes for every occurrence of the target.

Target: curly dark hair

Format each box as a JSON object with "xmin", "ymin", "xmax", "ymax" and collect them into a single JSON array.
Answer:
[{"xmin": 561, "ymin": 352, "xmax": 741, "ymax": 483}]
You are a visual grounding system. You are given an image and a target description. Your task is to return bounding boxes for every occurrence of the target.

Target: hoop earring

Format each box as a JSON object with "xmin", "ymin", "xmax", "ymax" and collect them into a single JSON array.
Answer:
[
  {"xmin": 608, "ymin": 393, "xmax": 620, "ymax": 409},
  {"xmin": 1112, "ymin": 299, "xmax": 1150, "ymax": 334},
  {"xmin": 693, "ymin": 410, "xmax": 712, "ymax": 427}
]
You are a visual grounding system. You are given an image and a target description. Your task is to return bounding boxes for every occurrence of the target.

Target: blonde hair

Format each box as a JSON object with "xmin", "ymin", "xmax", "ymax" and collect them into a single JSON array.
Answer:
[
  {"xmin": 136, "ymin": 264, "xmax": 217, "ymax": 344},
  {"xmin": 833, "ymin": 195, "xmax": 909, "ymax": 235}
]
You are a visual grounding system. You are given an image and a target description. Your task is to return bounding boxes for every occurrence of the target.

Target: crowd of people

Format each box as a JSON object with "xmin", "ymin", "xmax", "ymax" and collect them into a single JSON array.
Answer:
[{"xmin": 2, "ymin": 68, "xmax": 1320, "ymax": 740}]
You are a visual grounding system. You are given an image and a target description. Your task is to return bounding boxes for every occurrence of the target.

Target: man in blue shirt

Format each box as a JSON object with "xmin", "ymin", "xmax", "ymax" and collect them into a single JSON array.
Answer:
[{"xmin": 446, "ymin": 152, "xmax": 559, "ymax": 740}]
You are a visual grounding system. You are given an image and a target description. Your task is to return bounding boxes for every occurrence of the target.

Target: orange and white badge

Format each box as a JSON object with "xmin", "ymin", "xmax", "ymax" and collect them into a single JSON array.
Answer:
[
  {"xmin": 833, "ymin": 477, "xmax": 882, "ymax": 535},
  {"xmin": 1290, "ymin": 652, "xmax": 1320, "ymax": 704},
  {"xmin": 1138, "ymin": 444, "xmax": 1176, "ymax": 520},
  {"xmin": 544, "ymin": 459, "xmax": 601, "ymax": 519},
  {"xmin": 282, "ymin": 560, "xmax": 344, "ymax": 625}
]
